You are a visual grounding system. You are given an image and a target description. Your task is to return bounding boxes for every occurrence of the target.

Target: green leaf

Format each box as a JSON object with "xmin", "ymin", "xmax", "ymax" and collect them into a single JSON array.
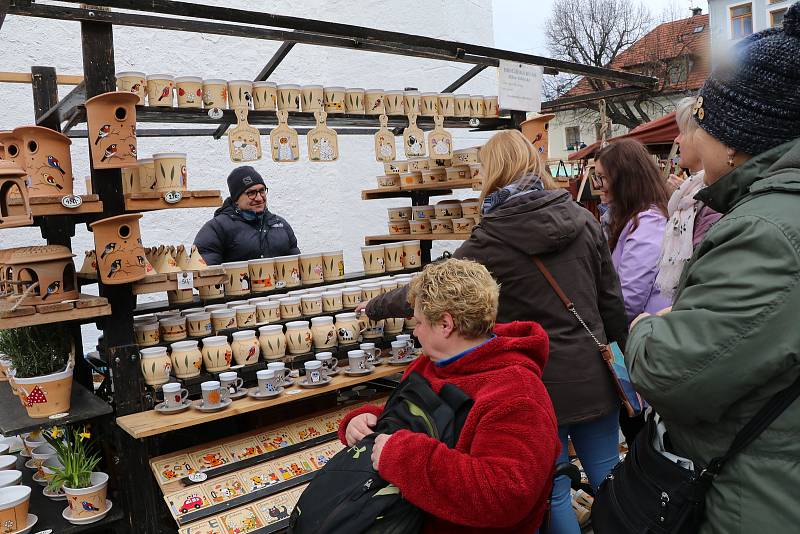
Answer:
[
  {"xmin": 160, "ymin": 163, "xmax": 165, "ymax": 177},
  {"xmin": 170, "ymin": 166, "xmax": 175, "ymax": 181}
]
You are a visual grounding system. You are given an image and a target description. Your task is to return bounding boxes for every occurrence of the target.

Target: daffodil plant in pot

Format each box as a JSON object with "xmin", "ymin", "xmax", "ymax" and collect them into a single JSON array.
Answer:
[
  {"xmin": 44, "ymin": 426, "xmax": 108, "ymax": 523},
  {"xmin": 0, "ymin": 325, "xmax": 74, "ymax": 418}
]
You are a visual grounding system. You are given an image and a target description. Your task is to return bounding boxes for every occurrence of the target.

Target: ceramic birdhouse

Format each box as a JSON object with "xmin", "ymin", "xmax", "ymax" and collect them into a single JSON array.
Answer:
[
  {"xmin": 89, "ymin": 213, "xmax": 146, "ymax": 285},
  {"xmin": 11, "ymin": 126, "xmax": 74, "ymax": 197},
  {"xmin": 307, "ymin": 111, "xmax": 338, "ymax": 162},
  {"xmin": 0, "ymin": 162, "xmax": 32, "ymax": 229},
  {"xmin": 521, "ymin": 113, "xmax": 556, "ymax": 158},
  {"xmin": 2, "ymin": 245, "xmax": 79, "ymax": 305},
  {"xmin": 85, "ymin": 91, "xmax": 139, "ymax": 169}
]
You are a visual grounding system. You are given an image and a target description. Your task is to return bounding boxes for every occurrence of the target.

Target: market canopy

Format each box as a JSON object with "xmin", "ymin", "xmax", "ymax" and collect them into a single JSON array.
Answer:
[{"xmin": 568, "ymin": 111, "xmax": 679, "ymax": 161}]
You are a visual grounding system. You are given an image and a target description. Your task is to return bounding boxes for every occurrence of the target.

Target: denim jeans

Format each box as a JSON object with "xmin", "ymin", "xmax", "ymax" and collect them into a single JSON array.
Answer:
[{"xmin": 547, "ymin": 409, "xmax": 620, "ymax": 534}]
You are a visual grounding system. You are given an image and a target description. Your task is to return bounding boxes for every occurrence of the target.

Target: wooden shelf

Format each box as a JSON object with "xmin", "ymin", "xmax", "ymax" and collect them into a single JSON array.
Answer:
[
  {"xmin": 132, "ymin": 267, "xmax": 226, "ymax": 295},
  {"xmin": 361, "ymin": 179, "xmax": 476, "ymax": 200},
  {"xmin": 0, "ymin": 294, "xmax": 111, "ymax": 329},
  {"xmin": 7, "ymin": 194, "xmax": 103, "ymax": 217},
  {"xmin": 124, "ymin": 190, "xmax": 222, "ymax": 211},
  {"xmin": 0, "ymin": 380, "xmax": 113, "ymax": 436},
  {"xmin": 117, "ymin": 364, "xmax": 407, "ymax": 439},
  {"xmin": 365, "ymin": 233, "xmax": 470, "ymax": 244}
]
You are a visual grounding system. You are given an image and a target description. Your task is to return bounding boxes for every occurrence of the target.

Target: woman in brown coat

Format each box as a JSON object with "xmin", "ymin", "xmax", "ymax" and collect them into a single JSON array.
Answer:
[{"xmin": 360, "ymin": 130, "xmax": 628, "ymax": 534}]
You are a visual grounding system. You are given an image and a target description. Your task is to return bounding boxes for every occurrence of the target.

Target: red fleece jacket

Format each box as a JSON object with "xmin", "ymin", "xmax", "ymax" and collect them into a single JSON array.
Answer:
[{"xmin": 338, "ymin": 321, "xmax": 560, "ymax": 533}]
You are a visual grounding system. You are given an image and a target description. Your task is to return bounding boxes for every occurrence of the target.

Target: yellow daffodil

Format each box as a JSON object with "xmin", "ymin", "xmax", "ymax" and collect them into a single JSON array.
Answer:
[
  {"xmin": 49, "ymin": 426, "xmax": 62, "ymax": 439},
  {"xmin": 78, "ymin": 431, "xmax": 91, "ymax": 440}
]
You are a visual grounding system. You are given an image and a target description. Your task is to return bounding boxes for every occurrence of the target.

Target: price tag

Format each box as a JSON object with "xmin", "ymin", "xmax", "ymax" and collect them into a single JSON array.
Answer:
[
  {"xmin": 177, "ymin": 271, "xmax": 194, "ymax": 290},
  {"xmin": 208, "ymin": 107, "xmax": 224, "ymax": 120},
  {"xmin": 163, "ymin": 190, "xmax": 183, "ymax": 204},
  {"xmin": 60, "ymin": 195, "xmax": 82, "ymax": 209},
  {"xmin": 187, "ymin": 472, "xmax": 208, "ymax": 483}
]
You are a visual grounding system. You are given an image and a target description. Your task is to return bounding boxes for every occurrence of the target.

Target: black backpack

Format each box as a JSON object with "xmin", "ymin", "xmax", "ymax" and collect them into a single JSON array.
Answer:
[{"xmin": 288, "ymin": 372, "xmax": 473, "ymax": 534}]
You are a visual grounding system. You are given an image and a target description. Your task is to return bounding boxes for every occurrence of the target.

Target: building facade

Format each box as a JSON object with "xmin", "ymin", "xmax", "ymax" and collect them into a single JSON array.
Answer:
[{"xmin": 708, "ymin": 0, "xmax": 792, "ymax": 65}]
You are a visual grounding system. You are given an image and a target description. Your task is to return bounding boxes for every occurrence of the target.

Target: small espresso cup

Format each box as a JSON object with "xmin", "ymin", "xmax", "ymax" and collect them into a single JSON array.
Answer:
[
  {"xmin": 348, "ymin": 349, "xmax": 368, "ymax": 371},
  {"xmin": 315, "ymin": 351, "xmax": 338, "ymax": 376},
  {"xmin": 200, "ymin": 380, "xmax": 223, "ymax": 408},
  {"xmin": 304, "ymin": 360, "xmax": 325, "ymax": 384},
  {"xmin": 162, "ymin": 382, "xmax": 188, "ymax": 409},
  {"xmin": 256, "ymin": 369, "xmax": 282, "ymax": 394},
  {"xmin": 390, "ymin": 340, "xmax": 410, "ymax": 360},
  {"xmin": 266, "ymin": 361, "xmax": 290, "ymax": 383},
  {"xmin": 359, "ymin": 342, "xmax": 380, "ymax": 364},
  {"xmin": 219, "ymin": 371, "xmax": 244, "ymax": 400},
  {"xmin": 395, "ymin": 334, "xmax": 415, "ymax": 352}
]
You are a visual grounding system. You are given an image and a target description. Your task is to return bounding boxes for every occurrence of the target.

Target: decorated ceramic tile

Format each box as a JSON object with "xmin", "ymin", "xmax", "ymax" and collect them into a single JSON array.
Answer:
[
  {"xmin": 203, "ymin": 474, "xmax": 247, "ymax": 504},
  {"xmin": 239, "ymin": 463, "xmax": 281, "ymax": 492},
  {"xmin": 314, "ymin": 413, "xmax": 341, "ymax": 435},
  {"xmin": 255, "ymin": 428, "xmax": 296, "ymax": 452},
  {"xmin": 223, "ymin": 437, "xmax": 265, "ymax": 462},
  {"xmin": 190, "ymin": 446, "xmax": 232, "ymax": 471},
  {"xmin": 219, "ymin": 505, "xmax": 265, "ymax": 534},
  {"xmin": 152, "ymin": 453, "xmax": 198, "ymax": 485},
  {"xmin": 179, "ymin": 516, "xmax": 224, "ymax": 534},
  {"xmin": 165, "ymin": 487, "xmax": 213, "ymax": 518},
  {"xmin": 288, "ymin": 419, "xmax": 324, "ymax": 443},
  {"xmin": 255, "ymin": 491, "xmax": 294, "ymax": 525},
  {"xmin": 297, "ymin": 444, "xmax": 333, "ymax": 471}
]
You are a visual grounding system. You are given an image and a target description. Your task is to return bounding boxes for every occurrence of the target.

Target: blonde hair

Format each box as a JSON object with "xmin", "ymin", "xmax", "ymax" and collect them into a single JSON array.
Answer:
[
  {"xmin": 675, "ymin": 97, "xmax": 699, "ymax": 136},
  {"xmin": 479, "ymin": 130, "xmax": 555, "ymax": 203},
  {"xmin": 407, "ymin": 258, "xmax": 499, "ymax": 339}
]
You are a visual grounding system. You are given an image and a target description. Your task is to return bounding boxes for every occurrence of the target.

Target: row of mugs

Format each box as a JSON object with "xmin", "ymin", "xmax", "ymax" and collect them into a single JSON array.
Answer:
[
  {"xmin": 388, "ymin": 200, "xmax": 481, "ymax": 222},
  {"xmin": 392, "ymin": 217, "xmax": 479, "ymax": 236},
  {"xmin": 383, "ymin": 148, "xmax": 479, "ymax": 175},
  {"xmin": 360, "ymin": 241, "xmax": 421, "ymax": 275},
  {"xmin": 116, "ymin": 152, "xmax": 188, "ymax": 195}
]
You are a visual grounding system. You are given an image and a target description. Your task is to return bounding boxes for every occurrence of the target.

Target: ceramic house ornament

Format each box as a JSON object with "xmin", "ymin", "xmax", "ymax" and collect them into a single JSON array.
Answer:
[
  {"xmin": 307, "ymin": 111, "xmax": 338, "ymax": 162},
  {"xmin": 403, "ymin": 113, "xmax": 426, "ymax": 158},
  {"xmin": 89, "ymin": 213, "xmax": 147, "ymax": 284},
  {"xmin": 0, "ymin": 162, "xmax": 32, "ymax": 229},
  {"xmin": 521, "ymin": 113, "xmax": 556, "ymax": 157},
  {"xmin": 270, "ymin": 110, "xmax": 299, "ymax": 163},
  {"xmin": 85, "ymin": 91, "xmax": 139, "ymax": 169},
  {"xmin": 10, "ymin": 126, "xmax": 74, "ymax": 197},
  {"xmin": 228, "ymin": 106, "xmax": 262, "ymax": 163},
  {"xmin": 2, "ymin": 245, "xmax": 79, "ymax": 305},
  {"xmin": 427, "ymin": 115, "xmax": 453, "ymax": 159},
  {"xmin": 374, "ymin": 114, "xmax": 396, "ymax": 162}
]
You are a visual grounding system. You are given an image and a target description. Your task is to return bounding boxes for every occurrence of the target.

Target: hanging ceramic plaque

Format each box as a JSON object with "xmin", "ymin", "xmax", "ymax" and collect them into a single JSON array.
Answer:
[
  {"xmin": 403, "ymin": 112, "xmax": 426, "ymax": 158},
  {"xmin": 427, "ymin": 114, "xmax": 453, "ymax": 160},
  {"xmin": 270, "ymin": 109, "xmax": 299, "ymax": 162},
  {"xmin": 307, "ymin": 111, "xmax": 339, "ymax": 162},
  {"xmin": 374, "ymin": 114, "xmax": 396, "ymax": 162},
  {"xmin": 227, "ymin": 106, "xmax": 262, "ymax": 162}
]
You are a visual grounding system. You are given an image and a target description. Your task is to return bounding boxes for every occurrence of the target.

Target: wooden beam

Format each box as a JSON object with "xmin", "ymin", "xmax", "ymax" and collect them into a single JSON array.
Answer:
[
  {"xmin": 36, "ymin": 81, "xmax": 86, "ymax": 129},
  {"xmin": 541, "ymin": 86, "xmax": 647, "ymax": 111},
  {"xmin": 0, "ymin": 71, "xmax": 83, "ymax": 85},
  {"xmin": 0, "ymin": 0, "xmax": 8, "ymax": 33},
  {"xmin": 441, "ymin": 65, "xmax": 487, "ymax": 93}
]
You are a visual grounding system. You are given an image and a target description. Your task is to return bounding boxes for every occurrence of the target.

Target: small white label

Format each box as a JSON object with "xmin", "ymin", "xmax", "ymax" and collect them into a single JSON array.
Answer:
[
  {"xmin": 275, "ymin": 280, "xmax": 287, "ymax": 289},
  {"xmin": 60, "ymin": 195, "xmax": 82, "ymax": 209},
  {"xmin": 163, "ymin": 190, "xmax": 183, "ymax": 204},
  {"xmin": 188, "ymin": 472, "xmax": 208, "ymax": 483},
  {"xmin": 498, "ymin": 60, "xmax": 543, "ymax": 112},
  {"xmin": 286, "ymin": 389, "xmax": 302, "ymax": 395},
  {"xmin": 49, "ymin": 412, "xmax": 69, "ymax": 420},
  {"xmin": 177, "ymin": 271, "xmax": 194, "ymax": 290},
  {"xmin": 208, "ymin": 107, "xmax": 223, "ymax": 120}
]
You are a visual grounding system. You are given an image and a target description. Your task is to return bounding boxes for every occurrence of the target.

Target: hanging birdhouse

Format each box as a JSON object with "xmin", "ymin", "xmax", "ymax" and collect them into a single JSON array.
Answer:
[
  {"xmin": 89, "ymin": 213, "xmax": 146, "ymax": 285},
  {"xmin": 12, "ymin": 126, "xmax": 74, "ymax": 197},
  {"xmin": 521, "ymin": 113, "xmax": 556, "ymax": 158},
  {"xmin": 1, "ymin": 245, "xmax": 79, "ymax": 306},
  {"xmin": 85, "ymin": 91, "xmax": 139, "ymax": 169},
  {"xmin": 0, "ymin": 161, "xmax": 33, "ymax": 229}
]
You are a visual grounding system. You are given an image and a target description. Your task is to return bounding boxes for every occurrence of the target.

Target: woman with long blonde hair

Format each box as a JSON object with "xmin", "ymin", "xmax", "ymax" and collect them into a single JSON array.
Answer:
[{"xmin": 358, "ymin": 129, "xmax": 628, "ymax": 534}]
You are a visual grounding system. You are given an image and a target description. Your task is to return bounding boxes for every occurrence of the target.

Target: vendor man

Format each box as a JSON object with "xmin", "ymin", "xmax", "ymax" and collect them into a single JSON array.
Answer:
[{"xmin": 194, "ymin": 166, "xmax": 300, "ymax": 265}]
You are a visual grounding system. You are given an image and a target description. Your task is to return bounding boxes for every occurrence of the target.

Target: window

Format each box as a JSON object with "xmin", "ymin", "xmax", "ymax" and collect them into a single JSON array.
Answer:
[
  {"xmin": 771, "ymin": 8, "xmax": 788, "ymax": 27},
  {"xmin": 730, "ymin": 3, "xmax": 753, "ymax": 39},
  {"xmin": 565, "ymin": 126, "xmax": 581, "ymax": 150},
  {"xmin": 768, "ymin": 0, "xmax": 786, "ymax": 4}
]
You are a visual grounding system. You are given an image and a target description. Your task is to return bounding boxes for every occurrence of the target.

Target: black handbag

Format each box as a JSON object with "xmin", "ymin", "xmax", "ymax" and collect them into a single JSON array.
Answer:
[{"xmin": 592, "ymin": 374, "xmax": 800, "ymax": 533}]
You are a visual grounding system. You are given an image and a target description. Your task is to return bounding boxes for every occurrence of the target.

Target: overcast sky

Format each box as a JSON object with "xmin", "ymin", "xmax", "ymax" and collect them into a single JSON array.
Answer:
[{"xmin": 492, "ymin": 0, "xmax": 710, "ymax": 54}]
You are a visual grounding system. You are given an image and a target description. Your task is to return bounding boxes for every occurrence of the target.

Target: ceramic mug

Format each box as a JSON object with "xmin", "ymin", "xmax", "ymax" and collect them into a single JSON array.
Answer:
[
  {"xmin": 299, "ymin": 253, "xmax": 324, "ymax": 285},
  {"xmin": 345, "ymin": 88, "xmax": 365, "ymax": 113},
  {"xmin": 347, "ymin": 349, "xmax": 368, "ymax": 371},
  {"xmin": 383, "ymin": 244, "xmax": 404, "ymax": 272},
  {"xmin": 365, "ymin": 89, "xmax": 385, "ymax": 115},
  {"xmin": 396, "ymin": 334, "xmax": 415, "ymax": 353},
  {"xmin": 256, "ymin": 369, "xmax": 282, "ymax": 394},
  {"xmin": 304, "ymin": 360, "xmax": 325, "ymax": 384},
  {"xmin": 315, "ymin": 351, "xmax": 338, "ymax": 376},
  {"xmin": 253, "ymin": 81, "xmax": 277, "ymax": 111},
  {"xmin": 202, "ymin": 79, "xmax": 228, "ymax": 109},
  {"xmin": 484, "ymin": 95, "xmax": 499, "ymax": 117},
  {"xmin": 259, "ymin": 325, "xmax": 286, "ymax": 359},
  {"xmin": 170, "ymin": 340, "xmax": 203, "ymax": 378},
  {"xmin": 146, "ymin": 74, "xmax": 174, "ymax": 107},
  {"xmin": 186, "ymin": 312, "xmax": 213, "ymax": 337},
  {"xmin": 390, "ymin": 340, "xmax": 411, "ymax": 360},
  {"xmin": 218, "ymin": 371, "xmax": 244, "ymax": 400},
  {"xmin": 301, "ymin": 85, "xmax": 324, "ymax": 112},
  {"xmin": 222, "ymin": 261, "xmax": 251, "ymax": 295},
  {"xmin": 267, "ymin": 361, "xmax": 290, "ymax": 382},
  {"xmin": 200, "ymin": 380, "xmax": 223, "ymax": 408},
  {"xmin": 162, "ymin": 382, "xmax": 189, "ymax": 409},
  {"xmin": 359, "ymin": 342, "xmax": 380, "ymax": 364},
  {"xmin": 140, "ymin": 347, "xmax": 172, "ymax": 386}
]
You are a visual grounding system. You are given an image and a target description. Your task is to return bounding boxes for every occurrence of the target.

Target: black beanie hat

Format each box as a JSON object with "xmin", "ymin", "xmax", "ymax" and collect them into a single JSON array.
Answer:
[
  {"xmin": 226, "ymin": 165, "xmax": 265, "ymax": 201},
  {"xmin": 693, "ymin": 2, "xmax": 800, "ymax": 156}
]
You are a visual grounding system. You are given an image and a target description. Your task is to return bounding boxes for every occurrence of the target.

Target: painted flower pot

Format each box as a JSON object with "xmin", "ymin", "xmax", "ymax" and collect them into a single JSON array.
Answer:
[
  {"xmin": 0, "ymin": 485, "xmax": 31, "ymax": 533},
  {"xmin": 140, "ymin": 347, "xmax": 172, "ymax": 386},
  {"xmin": 298, "ymin": 253, "xmax": 324, "ymax": 285},
  {"xmin": 12, "ymin": 126, "xmax": 74, "ymax": 197},
  {"xmin": 420, "ymin": 92, "xmax": 439, "ymax": 116},
  {"xmin": 361, "ymin": 245, "xmax": 386, "ymax": 275},
  {"xmin": 85, "ymin": 91, "xmax": 139, "ymax": 169},
  {"xmin": 402, "ymin": 240, "xmax": 422, "ymax": 268},
  {"xmin": 277, "ymin": 84, "xmax": 301, "ymax": 111},
  {"xmin": 438, "ymin": 93, "xmax": 456, "ymax": 116},
  {"xmin": 228, "ymin": 80, "xmax": 254, "ymax": 109},
  {"xmin": 321, "ymin": 250, "xmax": 345, "ymax": 281},
  {"xmin": 152, "ymin": 153, "xmax": 187, "ymax": 192},
  {"xmin": 202, "ymin": 79, "xmax": 228, "ymax": 109},
  {"xmin": 322, "ymin": 87, "xmax": 346, "ymax": 113},
  {"xmin": 14, "ymin": 363, "xmax": 73, "ymax": 418},
  {"xmin": 146, "ymin": 74, "xmax": 174, "ymax": 107},
  {"xmin": 248, "ymin": 258, "xmax": 275, "ymax": 293},
  {"xmin": 116, "ymin": 71, "xmax": 147, "ymax": 104},
  {"xmin": 258, "ymin": 325, "xmax": 286, "ymax": 360},
  {"xmin": 301, "ymin": 85, "xmax": 324, "ymax": 112},
  {"xmin": 253, "ymin": 81, "xmax": 277, "ymax": 111},
  {"xmin": 470, "ymin": 95, "xmax": 486, "ymax": 117},
  {"xmin": 175, "ymin": 76, "xmax": 204, "ymax": 108},
  {"xmin": 89, "ymin": 213, "xmax": 146, "ymax": 284},
  {"xmin": 365, "ymin": 89, "xmax": 385, "ymax": 115},
  {"xmin": 63, "ymin": 472, "xmax": 108, "ymax": 521},
  {"xmin": 404, "ymin": 91, "xmax": 421, "ymax": 115},
  {"xmin": 345, "ymin": 88, "xmax": 365, "ymax": 113},
  {"xmin": 273, "ymin": 255, "xmax": 301, "ymax": 289},
  {"xmin": 383, "ymin": 243, "xmax": 405, "ymax": 272}
]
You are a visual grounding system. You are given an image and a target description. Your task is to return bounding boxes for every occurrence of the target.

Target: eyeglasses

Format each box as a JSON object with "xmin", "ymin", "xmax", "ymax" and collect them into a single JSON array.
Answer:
[{"xmin": 245, "ymin": 187, "xmax": 268, "ymax": 199}]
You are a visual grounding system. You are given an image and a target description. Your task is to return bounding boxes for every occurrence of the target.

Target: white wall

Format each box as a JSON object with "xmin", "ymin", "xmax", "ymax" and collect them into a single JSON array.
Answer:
[{"xmin": 0, "ymin": 0, "xmax": 497, "ymax": 352}]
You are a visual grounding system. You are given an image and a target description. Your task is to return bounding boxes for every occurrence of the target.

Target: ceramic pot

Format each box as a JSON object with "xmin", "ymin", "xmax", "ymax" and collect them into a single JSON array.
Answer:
[
  {"xmin": 365, "ymin": 89, "xmax": 385, "ymax": 115},
  {"xmin": 278, "ymin": 297, "xmax": 301, "ymax": 319},
  {"xmin": 152, "ymin": 153, "xmax": 187, "ymax": 192},
  {"xmin": 233, "ymin": 305, "xmax": 257, "ymax": 328},
  {"xmin": 228, "ymin": 80, "xmax": 253, "ymax": 108},
  {"xmin": 301, "ymin": 293, "xmax": 322, "ymax": 316},
  {"xmin": 299, "ymin": 253, "xmax": 324, "ymax": 285},
  {"xmin": 453, "ymin": 217, "xmax": 475, "ymax": 234},
  {"xmin": 170, "ymin": 340, "xmax": 202, "ymax": 378},
  {"xmin": 320, "ymin": 86, "xmax": 344, "ymax": 114},
  {"xmin": 13, "ymin": 363, "xmax": 73, "ymax": 418},
  {"xmin": 435, "ymin": 200, "xmax": 463, "ymax": 218},
  {"xmin": 135, "ymin": 321, "xmax": 160, "ymax": 347},
  {"xmin": 334, "ymin": 312, "xmax": 360, "ymax": 344},
  {"xmin": 402, "ymin": 240, "xmax": 422, "ymax": 268},
  {"xmin": 231, "ymin": 330, "xmax": 260, "ymax": 366},
  {"xmin": 341, "ymin": 288, "xmax": 362, "ymax": 310},
  {"xmin": 12, "ymin": 126, "xmax": 74, "ymax": 197},
  {"xmin": 198, "ymin": 281, "xmax": 225, "ymax": 300},
  {"xmin": 140, "ymin": 347, "xmax": 172, "ymax": 386},
  {"xmin": 383, "ymin": 90, "xmax": 404, "ymax": 115},
  {"xmin": 360, "ymin": 283, "xmax": 382, "ymax": 302},
  {"xmin": 383, "ymin": 243, "xmax": 404, "ymax": 272},
  {"xmin": 89, "ymin": 213, "xmax": 146, "ymax": 284},
  {"xmin": 210, "ymin": 309, "xmax": 237, "ymax": 333},
  {"xmin": 409, "ymin": 220, "xmax": 431, "ymax": 235},
  {"xmin": 258, "ymin": 325, "xmax": 286, "ymax": 359},
  {"xmin": 412, "ymin": 205, "xmax": 435, "ymax": 220},
  {"xmin": 221, "ymin": 261, "xmax": 250, "ymax": 295},
  {"xmin": 388, "ymin": 206, "xmax": 412, "ymax": 222},
  {"xmin": 121, "ymin": 166, "xmax": 138, "ymax": 195},
  {"xmin": 345, "ymin": 88, "xmax": 365, "ymax": 113},
  {"xmin": 321, "ymin": 250, "xmax": 345, "ymax": 281},
  {"xmin": 159, "ymin": 316, "xmax": 187, "ymax": 342},
  {"xmin": 431, "ymin": 218, "xmax": 454, "ymax": 234},
  {"xmin": 300, "ymin": 85, "xmax": 324, "ymax": 112},
  {"xmin": 285, "ymin": 321, "xmax": 313, "ymax": 355},
  {"xmin": 256, "ymin": 301, "xmax": 280, "ymax": 324},
  {"xmin": 361, "ymin": 245, "xmax": 386, "ymax": 275},
  {"xmin": 438, "ymin": 93, "xmax": 455, "ymax": 116},
  {"xmin": 376, "ymin": 174, "xmax": 400, "ymax": 188},
  {"xmin": 388, "ymin": 220, "xmax": 410, "ymax": 235},
  {"xmin": 202, "ymin": 79, "xmax": 228, "ymax": 109},
  {"xmin": 384, "ymin": 317, "xmax": 405, "ymax": 334},
  {"xmin": 201, "ymin": 336, "xmax": 232, "ymax": 372},
  {"xmin": 311, "ymin": 316, "xmax": 337, "ymax": 349},
  {"xmin": 137, "ymin": 158, "xmax": 156, "ymax": 192},
  {"xmin": 253, "ymin": 81, "xmax": 278, "ymax": 111},
  {"xmin": 454, "ymin": 94, "xmax": 471, "ymax": 117},
  {"xmin": 175, "ymin": 76, "xmax": 204, "ymax": 108},
  {"xmin": 273, "ymin": 255, "xmax": 301, "ymax": 288},
  {"xmin": 248, "ymin": 258, "xmax": 275, "ymax": 293},
  {"xmin": 322, "ymin": 290, "xmax": 343, "ymax": 313},
  {"xmin": 64, "ymin": 472, "xmax": 108, "ymax": 520},
  {"xmin": 277, "ymin": 84, "xmax": 301, "ymax": 111},
  {"xmin": 146, "ymin": 74, "xmax": 174, "ymax": 107},
  {"xmin": 403, "ymin": 91, "xmax": 421, "ymax": 115},
  {"xmin": 400, "ymin": 171, "xmax": 422, "ymax": 186},
  {"xmin": 420, "ymin": 92, "xmax": 439, "ymax": 116},
  {"xmin": 470, "ymin": 95, "xmax": 486, "ymax": 117},
  {"xmin": 116, "ymin": 71, "xmax": 147, "ymax": 104},
  {"xmin": 484, "ymin": 95, "xmax": 499, "ymax": 117},
  {"xmin": 0, "ymin": 485, "xmax": 31, "ymax": 533}
]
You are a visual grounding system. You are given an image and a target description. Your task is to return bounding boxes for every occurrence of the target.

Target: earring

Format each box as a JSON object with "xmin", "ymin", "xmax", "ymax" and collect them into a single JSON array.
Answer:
[{"xmin": 727, "ymin": 155, "xmax": 735, "ymax": 167}]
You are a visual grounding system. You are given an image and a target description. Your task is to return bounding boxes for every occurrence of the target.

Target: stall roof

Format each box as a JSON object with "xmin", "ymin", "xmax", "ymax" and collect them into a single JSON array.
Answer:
[{"xmin": 568, "ymin": 111, "xmax": 678, "ymax": 160}]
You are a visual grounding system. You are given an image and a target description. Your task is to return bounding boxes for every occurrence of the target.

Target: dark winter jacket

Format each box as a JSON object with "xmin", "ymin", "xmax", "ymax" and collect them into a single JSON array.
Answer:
[
  {"xmin": 366, "ymin": 189, "xmax": 628, "ymax": 424},
  {"xmin": 194, "ymin": 198, "xmax": 300, "ymax": 265}
]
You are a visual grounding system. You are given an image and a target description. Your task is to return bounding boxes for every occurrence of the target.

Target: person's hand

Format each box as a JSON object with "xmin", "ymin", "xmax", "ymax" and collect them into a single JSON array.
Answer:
[
  {"xmin": 630, "ymin": 312, "xmax": 651, "ymax": 330},
  {"xmin": 666, "ymin": 174, "xmax": 684, "ymax": 194},
  {"xmin": 355, "ymin": 299, "xmax": 370, "ymax": 316},
  {"xmin": 371, "ymin": 433, "xmax": 391, "ymax": 471},
  {"xmin": 345, "ymin": 413, "xmax": 377, "ymax": 446},
  {"xmin": 656, "ymin": 306, "xmax": 672, "ymax": 316}
]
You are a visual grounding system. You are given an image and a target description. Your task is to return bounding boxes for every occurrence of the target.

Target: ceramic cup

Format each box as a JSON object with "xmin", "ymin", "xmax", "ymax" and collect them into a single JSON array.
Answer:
[
  {"xmin": 202, "ymin": 79, "xmax": 228, "ymax": 109},
  {"xmin": 231, "ymin": 329, "xmax": 260, "ymax": 366},
  {"xmin": 301, "ymin": 294, "xmax": 323, "ymax": 316},
  {"xmin": 365, "ymin": 89, "xmax": 385, "ymax": 115},
  {"xmin": 323, "ymin": 86, "xmax": 346, "ymax": 113},
  {"xmin": 135, "ymin": 321, "xmax": 160, "ymax": 347},
  {"xmin": 396, "ymin": 333, "xmax": 415, "ymax": 353},
  {"xmin": 185, "ymin": 312, "xmax": 213, "ymax": 338},
  {"xmin": 359, "ymin": 342, "xmax": 380, "ymax": 364},
  {"xmin": 218, "ymin": 371, "xmax": 244, "ymax": 400},
  {"xmin": 300, "ymin": 85, "xmax": 324, "ymax": 112},
  {"xmin": 116, "ymin": 71, "xmax": 147, "ymax": 104},
  {"xmin": 259, "ymin": 324, "xmax": 286, "ymax": 359},
  {"xmin": 200, "ymin": 380, "xmax": 223, "ymax": 408},
  {"xmin": 140, "ymin": 347, "xmax": 172, "ymax": 386},
  {"xmin": 256, "ymin": 301, "xmax": 280, "ymax": 324},
  {"xmin": 438, "ymin": 93, "xmax": 455, "ymax": 116},
  {"xmin": 266, "ymin": 361, "xmax": 290, "ymax": 382},
  {"xmin": 253, "ymin": 81, "xmax": 277, "ymax": 111},
  {"xmin": 383, "ymin": 90, "xmax": 404, "ymax": 115},
  {"xmin": 170, "ymin": 340, "xmax": 203, "ymax": 378},
  {"xmin": 404, "ymin": 90, "xmax": 421, "ymax": 115},
  {"xmin": 211, "ymin": 309, "xmax": 237, "ymax": 333},
  {"xmin": 153, "ymin": 152, "xmax": 187, "ymax": 192},
  {"xmin": 304, "ymin": 360, "xmax": 325, "ymax": 383},
  {"xmin": 315, "ymin": 351, "xmax": 338, "ymax": 376},
  {"xmin": 162, "ymin": 382, "xmax": 189, "ymax": 409},
  {"xmin": 347, "ymin": 349, "xmax": 368, "ymax": 371},
  {"xmin": 233, "ymin": 305, "xmax": 257, "ymax": 328},
  {"xmin": 256, "ymin": 369, "xmax": 282, "ymax": 394},
  {"xmin": 175, "ymin": 76, "xmax": 203, "ymax": 108},
  {"xmin": 345, "ymin": 88, "xmax": 365, "ymax": 113},
  {"xmin": 146, "ymin": 74, "xmax": 174, "ymax": 107},
  {"xmin": 310, "ymin": 316, "xmax": 337, "ymax": 349},
  {"xmin": 277, "ymin": 84, "xmax": 301, "ymax": 111},
  {"xmin": 322, "ymin": 290, "xmax": 343, "ymax": 313},
  {"xmin": 228, "ymin": 80, "xmax": 254, "ymax": 108},
  {"xmin": 391, "ymin": 340, "xmax": 411, "ymax": 360},
  {"xmin": 285, "ymin": 320, "xmax": 313, "ymax": 355},
  {"xmin": 201, "ymin": 336, "xmax": 232, "ymax": 372}
]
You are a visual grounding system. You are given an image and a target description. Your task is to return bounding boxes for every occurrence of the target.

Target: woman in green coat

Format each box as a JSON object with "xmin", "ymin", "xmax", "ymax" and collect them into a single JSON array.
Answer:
[{"xmin": 626, "ymin": 4, "xmax": 800, "ymax": 533}]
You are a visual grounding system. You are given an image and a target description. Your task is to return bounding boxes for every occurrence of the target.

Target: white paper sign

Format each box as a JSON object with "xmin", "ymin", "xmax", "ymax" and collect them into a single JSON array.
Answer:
[
  {"xmin": 498, "ymin": 60, "xmax": 543, "ymax": 113},
  {"xmin": 177, "ymin": 271, "xmax": 194, "ymax": 290}
]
